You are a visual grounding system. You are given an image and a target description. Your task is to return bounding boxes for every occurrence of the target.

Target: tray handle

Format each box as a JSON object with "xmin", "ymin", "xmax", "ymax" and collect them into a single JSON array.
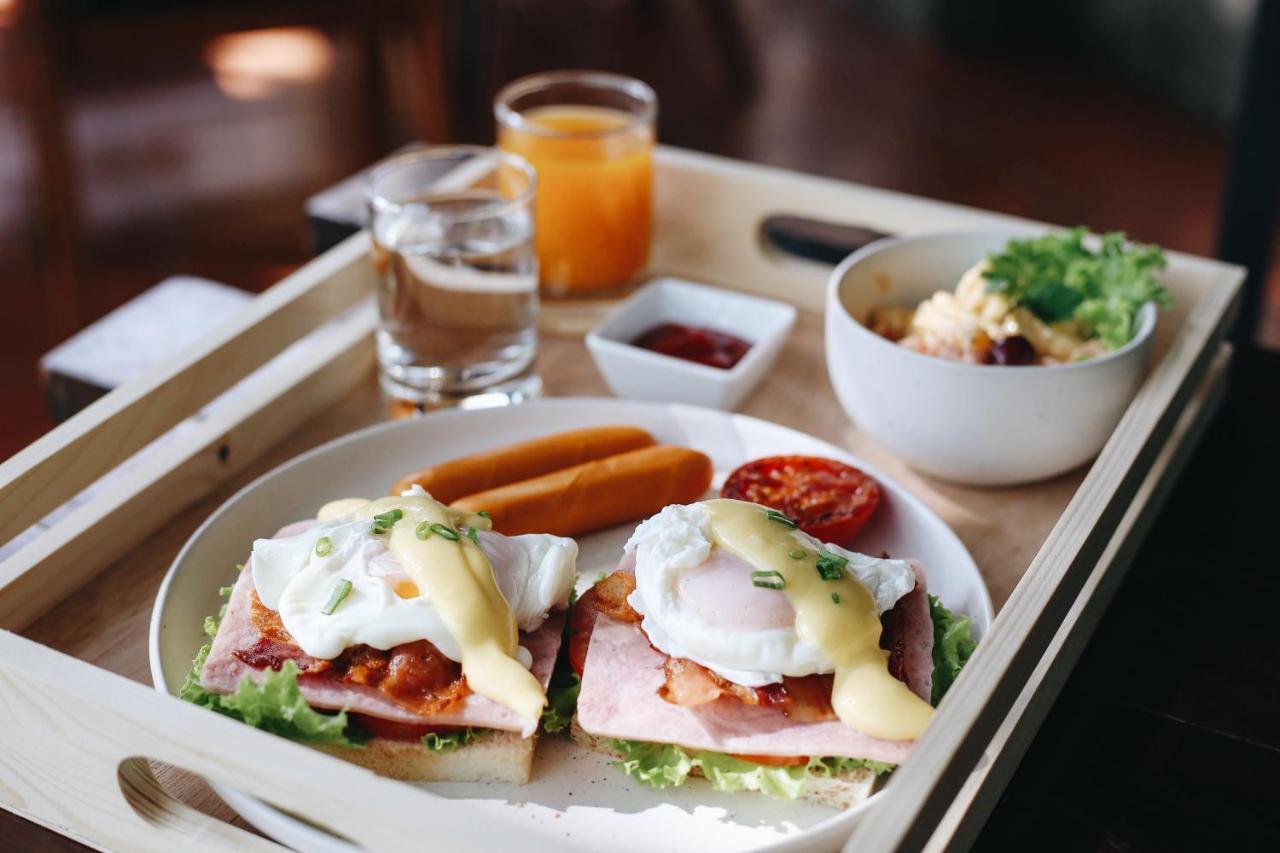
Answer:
[
  {"xmin": 114, "ymin": 758, "xmax": 284, "ymax": 851},
  {"xmin": 650, "ymin": 147, "xmax": 1028, "ymax": 313},
  {"xmin": 0, "ymin": 630, "xmax": 563, "ymax": 852},
  {"xmin": 759, "ymin": 214, "xmax": 891, "ymax": 265}
]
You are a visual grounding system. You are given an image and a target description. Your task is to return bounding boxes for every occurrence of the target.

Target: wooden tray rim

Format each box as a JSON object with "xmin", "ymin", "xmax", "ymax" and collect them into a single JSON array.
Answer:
[{"xmin": 0, "ymin": 146, "xmax": 1245, "ymax": 853}]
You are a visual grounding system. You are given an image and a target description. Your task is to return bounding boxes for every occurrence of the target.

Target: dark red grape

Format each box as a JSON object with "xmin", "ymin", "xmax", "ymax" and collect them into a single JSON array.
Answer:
[{"xmin": 990, "ymin": 335, "xmax": 1036, "ymax": 366}]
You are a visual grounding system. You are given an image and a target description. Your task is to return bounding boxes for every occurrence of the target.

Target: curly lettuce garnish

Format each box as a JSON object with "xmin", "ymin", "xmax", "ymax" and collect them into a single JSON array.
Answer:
[
  {"xmin": 421, "ymin": 727, "xmax": 483, "ymax": 752},
  {"xmin": 929, "ymin": 594, "xmax": 978, "ymax": 706},
  {"xmin": 542, "ymin": 577, "xmax": 583, "ymax": 734},
  {"xmin": 983, "ymin": 227, "xmax": 1169, "ymax": 348},
  {"xmin": 610, "ymin": 739, "xmax": 894, "ymax": 800},
  {"xmin": 179, "ymin": 581, "xmax": 365, "ymax": 747}
]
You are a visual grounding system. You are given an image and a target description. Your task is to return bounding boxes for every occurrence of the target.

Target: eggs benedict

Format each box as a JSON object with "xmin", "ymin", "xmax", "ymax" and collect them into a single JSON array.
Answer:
[
  {"xmin": 193, "ymin": 486, "xmax": 577, "ymax": 782},
  {"xmin": 568, "ymin": 499, "xmax": 974, "ymax": 806}
]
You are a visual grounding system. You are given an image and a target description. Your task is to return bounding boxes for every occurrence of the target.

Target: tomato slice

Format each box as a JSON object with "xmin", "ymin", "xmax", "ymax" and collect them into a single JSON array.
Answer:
[
  {"xmin": 349, "ymin": 713, "xmax": 465, "ymax": 742},
  {"xmin": 720, "ymin": 456, "xmax": 882, "ymax": 546},
  {"xmin": 727, "ymin": 753, "xmax": 809, "ymax": 767}
]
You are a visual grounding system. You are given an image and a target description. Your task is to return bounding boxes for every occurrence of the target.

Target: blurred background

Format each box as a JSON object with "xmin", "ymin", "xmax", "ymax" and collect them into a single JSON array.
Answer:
[{"xmin": 1, "ymin": 0, "xmax": 1274, "ymax": 460}]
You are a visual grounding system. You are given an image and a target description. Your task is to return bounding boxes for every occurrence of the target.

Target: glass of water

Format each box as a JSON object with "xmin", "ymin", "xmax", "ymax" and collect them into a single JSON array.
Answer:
[{"xmin": 366, "ymin": 146, "xmax": 541, "ymax": 410}]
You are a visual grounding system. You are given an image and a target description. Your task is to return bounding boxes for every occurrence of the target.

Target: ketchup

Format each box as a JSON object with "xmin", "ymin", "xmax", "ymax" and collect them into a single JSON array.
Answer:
[{"xmin": 632, "ymin": 323, "xmax": 751, "ymax": 369}]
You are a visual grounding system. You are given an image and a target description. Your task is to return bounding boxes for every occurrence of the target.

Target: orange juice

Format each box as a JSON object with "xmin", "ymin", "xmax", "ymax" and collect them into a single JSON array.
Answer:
[{"xmin": 498, "ymin": 105, "xmax": 653, "ymax": 295}]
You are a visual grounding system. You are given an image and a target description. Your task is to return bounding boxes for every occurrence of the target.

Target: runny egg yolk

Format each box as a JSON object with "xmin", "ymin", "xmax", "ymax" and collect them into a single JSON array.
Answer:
[{"xmin": 704, "ymin": 499, "xmax": 934, "ymax": 741}]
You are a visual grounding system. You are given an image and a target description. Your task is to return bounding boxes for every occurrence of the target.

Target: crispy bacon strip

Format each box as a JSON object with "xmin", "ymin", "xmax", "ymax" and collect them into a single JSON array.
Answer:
[
  {"xmin": 777, "ymin": 673, "xmax": 837, "ymax": 722},
  {"xmin": 879, "ymin": 589, "xmax": 910, "ymax": 682},
  {"xmin": 569, "ymin": 570, "xmax": 919, "ymax": 723},
  {"xmin": 568, "ymin": 570, "xmax": 641, "ymax": 674},
  {"xmin": 656, "ymin": 659, "xmax": 839, "ymax": 721},
  {"xmin": 236, "ymin": 592, "xmax": 332, "ymax": 673},
  {"xmin": 233, "ymin": 592, "xmax": 470, "ymax": 717},
  {"xmin": 659, "ymin": 657, "xmax": 760, "ymax": 706}
]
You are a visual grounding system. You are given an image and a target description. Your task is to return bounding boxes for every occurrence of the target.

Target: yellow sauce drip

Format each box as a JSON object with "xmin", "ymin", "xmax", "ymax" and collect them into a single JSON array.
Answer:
[
  {"xmin": 316, "ymin": 494, "xmax": 545, "ymax": 724},
  {"xmin": 317, "ymin": 498, "xmax": 373, "ymax": 522},
  {"xmin": 704, "ymin": 499, "xmax": 934, "ymax": 741}
]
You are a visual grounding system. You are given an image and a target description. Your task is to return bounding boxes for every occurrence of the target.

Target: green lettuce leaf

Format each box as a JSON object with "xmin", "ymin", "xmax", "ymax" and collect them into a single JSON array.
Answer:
[
  {"xmin": 179, "ymin": 582, "xmax": 364, "ymax": 747},
  {"xmin": 696, "ymin": 752, "xmax": 810, "ymax": 799},
  {"xmin": 421, "ymin": 727, "xmax": 483, "ymax": 752},
  {"xmin": 611, "ymin": 739, "xmax": 697, "ymax": 788},
  {"xmin": 807, "ymin": 755, "xmax": 895, "ymax": 777},
  {"xmin": 983, "ymin": 226, "xmax": 1169, "ymax": 348},
  {"xmin": 180, "ymin": 585, "xmax": 231, "ymax": 709},
  {"xmin": 929, "ymin": 594, "xmax": 977, "ymax": 706},
  {"xmin": 610, "ymin": 740, "xmax": 895, "ymax": 800},
  {"xmin": 215, "ymin": 660, "xmax": 364, "ymax": 746},
  {"xmin": 542, "ymin": 670, "xmax": 581, "ymax": 734},
  {"xmin": 179, "ymin": 642, "xmax": 218, "ymax": 707},
  {"xmin": 541, "ymin": 575, "xmax": 583, "ymax": 734}
]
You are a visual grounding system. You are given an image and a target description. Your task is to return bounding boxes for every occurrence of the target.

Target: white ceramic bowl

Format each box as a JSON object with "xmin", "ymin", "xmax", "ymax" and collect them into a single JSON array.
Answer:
[
  {"xmin": 586, "ymin": 277, "xmax": 796, "ymax": 410},
  {"xmin": 825, "ymin": 230, "xmax": 1158, "ymax": 486}
]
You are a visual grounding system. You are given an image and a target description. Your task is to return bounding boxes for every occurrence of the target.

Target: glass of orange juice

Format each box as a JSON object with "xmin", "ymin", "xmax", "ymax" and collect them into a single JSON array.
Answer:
[{"xmin": 495, "ymin": 71, "xmax": 656, "ymax": 297}]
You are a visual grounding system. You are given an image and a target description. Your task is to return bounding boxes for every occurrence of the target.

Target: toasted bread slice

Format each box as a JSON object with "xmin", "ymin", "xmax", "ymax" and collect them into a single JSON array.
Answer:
[
  {"xmin": 313, "ymin": 729, "xmax": 535, "ymax": 783},
  {"xmin": 570, "ymin": 718, "xmax": 878, "ymax": 810}
]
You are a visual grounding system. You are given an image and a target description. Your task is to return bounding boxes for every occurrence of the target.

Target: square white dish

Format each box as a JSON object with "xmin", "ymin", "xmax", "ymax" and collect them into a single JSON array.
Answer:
[{"xmin": 585, "ymin": 277, "xmax": 797, "ymax": 410}]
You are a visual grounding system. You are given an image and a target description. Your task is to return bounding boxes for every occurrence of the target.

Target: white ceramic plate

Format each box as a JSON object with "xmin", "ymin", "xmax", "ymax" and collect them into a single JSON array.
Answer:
[{"xmin": 150, "ymin": 398, "xmax": 992, "ymax": 853}]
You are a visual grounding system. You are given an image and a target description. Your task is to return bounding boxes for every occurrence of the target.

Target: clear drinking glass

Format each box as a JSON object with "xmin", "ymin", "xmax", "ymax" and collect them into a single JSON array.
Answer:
[
  {"xmin": 495, "ymin": 71, "xmax": 656, "ymax": 297},
  {"xmin": 366, "ymin": 146, "xmax": 541, "ymax": 410}
]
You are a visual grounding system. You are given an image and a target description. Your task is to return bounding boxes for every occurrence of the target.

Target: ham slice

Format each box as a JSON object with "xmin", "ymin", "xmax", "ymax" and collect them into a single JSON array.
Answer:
[
  {"xmin": 893, "ymin": 564, "xmax": 934, "ymax": 704},
  {"xmin": 576, "ymin": 559, "xmax": 936, "ymax": 762},
  {"xmin": 201, "ymin": 563, "xmax": 563, "ymax": 738},
  {"xmin": 577, "ymin": 616, "xmax": 914, "ymax": 764}
]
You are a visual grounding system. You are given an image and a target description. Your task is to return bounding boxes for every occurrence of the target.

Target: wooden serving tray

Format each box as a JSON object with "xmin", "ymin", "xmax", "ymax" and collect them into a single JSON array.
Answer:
[{"xmin": 0, "ymin": 147, "xmax": 1242, "ymax": 852}]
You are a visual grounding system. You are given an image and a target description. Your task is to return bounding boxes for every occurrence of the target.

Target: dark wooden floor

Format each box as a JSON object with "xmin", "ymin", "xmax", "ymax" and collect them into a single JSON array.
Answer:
[
  {"xmin": 973, "ymin": 347, "xmax": 1280, "ymax": 852},
  {"xmin": 1, "ymin": 1, "xmax": 1277, "ymax": 850}
]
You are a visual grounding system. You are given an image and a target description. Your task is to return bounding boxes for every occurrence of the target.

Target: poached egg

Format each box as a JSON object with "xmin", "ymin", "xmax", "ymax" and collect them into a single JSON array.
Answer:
[
  {"xmin": 625, "ymin": 501, "xmax": 917, "ymax": 688},
  {"xmin": 250, "ymin": 493, "xmax": 577, "ymax": 665}
]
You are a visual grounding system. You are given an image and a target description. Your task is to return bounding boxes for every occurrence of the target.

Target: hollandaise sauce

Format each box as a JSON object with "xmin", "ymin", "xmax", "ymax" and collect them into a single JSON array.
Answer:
[
  {"xmin": 704, "ymin": 498, "xmax": 934, "ymax": 741},
  {"xmin": 315, "ymin": 494, "xmax": 548, "ymax": 724}
]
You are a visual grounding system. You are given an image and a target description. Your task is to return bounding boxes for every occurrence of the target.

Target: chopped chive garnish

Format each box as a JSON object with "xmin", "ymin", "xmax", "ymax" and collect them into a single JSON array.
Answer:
[
  {"xmin": 218, "ymin": 585, "xmax": 234, "ymax": 597},
  {"xmin": 818, "ymin": 549, "xmax": 849, "ymax": 568},
  {"xmin": 751, "ymin": 570, "xmax": 787, "ymax": 590},
  {"xmin": 430, "ymin": 522, "xmax": 460, "ymax": 541},
  {"xmin": 235, "ymin": 562, "xmax": 245, "ymax": 572},
  {"xmin": 370, "ymin": 508, "xmax": 404, "ymax": 535},
  {"xmin": 476, "ymin": 510, "xmax": 490, "ymax": 518},
  {"xmin": 415, "ymin": 521, "xmax": 433, "ymax": 540},
  {"xmin": 467, "ymin": 526, "xmax": 478, "ymax": 544},
  {"xmin": 315, "ymin": 536, "xmax": 333, "ymax": 557},
  {"xmin": 321, "ymin": 579, "xmax": 353, "ymax": 615},
  {"xmin": 815, "ymin": 549, "xmax": 849, "ymax": 581},
  {"xmin": 788, "ymin": 548, "xmax": 807, "ymax": 560},
  {"xmin": 763, "ymin": 509, "xmax": 798, "ymax": 529},
  {"xmin": 832, "ymin": 593, "xmax": 841, "ymax": 604}
]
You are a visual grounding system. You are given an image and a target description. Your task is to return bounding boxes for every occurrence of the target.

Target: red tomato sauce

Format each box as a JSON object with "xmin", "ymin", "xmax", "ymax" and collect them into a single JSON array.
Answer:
[{"xmin": 632, "ymin": 323, "xmax": 752, "ymax": 369}]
